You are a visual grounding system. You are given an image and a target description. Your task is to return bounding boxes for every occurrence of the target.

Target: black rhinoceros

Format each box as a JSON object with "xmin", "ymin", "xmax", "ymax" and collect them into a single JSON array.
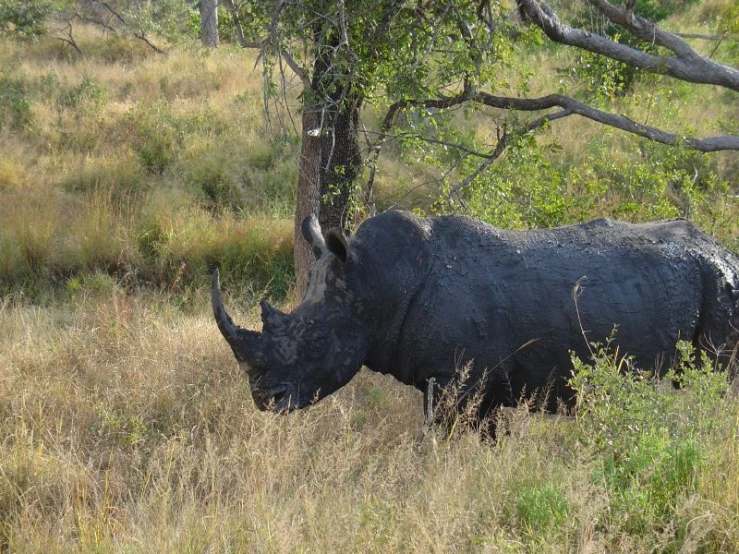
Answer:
[{"xmin": 212, "ymin": 210, "xmax": 739, "ymax": 426}]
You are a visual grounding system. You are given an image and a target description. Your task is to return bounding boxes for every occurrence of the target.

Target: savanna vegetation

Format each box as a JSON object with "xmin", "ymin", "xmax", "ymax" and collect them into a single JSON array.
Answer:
[{"xmin": 1, "ymin": 0, "xmax": 738, "ymax": 551}]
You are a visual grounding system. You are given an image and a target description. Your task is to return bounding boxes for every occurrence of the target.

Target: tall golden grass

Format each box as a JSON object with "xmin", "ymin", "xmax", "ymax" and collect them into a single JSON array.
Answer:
[
  {"xmin": 2, "ymin": 6, "xmax": 739, "ymax": 551},
  {"xmin": 1, "ymin": 292, "xmax": 738, "ymax": 552}
]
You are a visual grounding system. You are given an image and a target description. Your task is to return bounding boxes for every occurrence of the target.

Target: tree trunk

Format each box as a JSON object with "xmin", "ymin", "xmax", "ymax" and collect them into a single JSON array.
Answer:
[
  {"xmin": 317, "ymin": 95, "xmax": 362, "ymax": 232},
  {"xmin": 293, "ymin": 28, "xmax": 364, "ymax": 297},
  {"xmin": 200, "ymin": 0, "xmax": 219, "ymax": 48},
  {"xmin": 294, "ymin": 97, "xmax": 363, "ymax": 296},
  {"xmin": 294, "ymin": 108, "xmax": 322, "ymax": 297}
]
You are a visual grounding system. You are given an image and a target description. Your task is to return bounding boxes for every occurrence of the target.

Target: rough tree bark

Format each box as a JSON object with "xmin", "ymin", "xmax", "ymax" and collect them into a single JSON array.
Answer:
[
  {"xmin": 294, "ymin": 108, "xmax": 322, "ymax": 296},
  {"xmin": 293, "ymin": 26, "xmax": 363, "ymax": 295},
  {"xmin": 200, "ymin": 0, "xmax": 219, "ymax": 48},
  {"xmin": 294, "ymin": 93, "xmax": 362, "ymax": 294},
  {"xmin": 294, "ymin": 97, "xmax": 361, "ymax": 295},
  {"xmin": 317, "ymin": 96, "xmax": 362, "ymax": 232}
]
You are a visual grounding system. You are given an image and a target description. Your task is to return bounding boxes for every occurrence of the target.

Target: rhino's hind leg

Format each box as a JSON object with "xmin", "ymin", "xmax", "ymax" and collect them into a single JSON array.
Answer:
[{"xmin": 692, "ymin": 278, "xmax": 739, "ymax": 374}]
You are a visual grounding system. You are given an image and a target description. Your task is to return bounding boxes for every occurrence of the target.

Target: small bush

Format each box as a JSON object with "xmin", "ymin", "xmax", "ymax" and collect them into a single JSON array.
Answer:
[
  {"xmin": 60, "ymin": 75, "xmax": 108, "ymax": 110},
  {"xmin": 0, "ymin": 73, "xmax": 31, "ymax": 130},
  {"xmin": 569, "ymin": 340, "xmax": 730, "ymax": 534},
  {"xmin": 131, "ymin": 103, "xmax": 185, "ymax": 174},
  {"xmin": 515, "ymin": 483, "xmax": 570, "ymax": 533},
  {"xmin": 0, "ymin": 0, "xmax": 56, "ymax": 39}
]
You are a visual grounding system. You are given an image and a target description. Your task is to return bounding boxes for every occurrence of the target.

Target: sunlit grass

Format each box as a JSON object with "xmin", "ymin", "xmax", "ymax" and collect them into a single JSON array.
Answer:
[
  {"xmin": 1, "ymin": 6, "xmax": 739, "ymax": 551},
  {"xmin": 1, "ymin": 292, "xmax": 738, "ymax": 552}
]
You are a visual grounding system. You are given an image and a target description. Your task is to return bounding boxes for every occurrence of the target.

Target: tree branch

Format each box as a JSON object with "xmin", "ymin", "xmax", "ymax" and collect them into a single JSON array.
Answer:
[
  {"xmin": 365, "ymin": 77, "xmax": 738, "ymax": 208},
  {"xmin": 56, "ymin": 18, "xmax": 83, "ymax": 55},
  {"xmin": 674, "ymin": 32, "xmax": 731, "ymax": 42},
  {"xmin": 518, "ymin": 0, "xmax": 739, "ymax": 92},
  {"xmin": 365, "ymin": 83, "xmax": 474, "ymax": 200},
  {"xmin": 447, "ymin": 108, "xmax": 573, "ymax": 204},
  {"xmin": 133, "ymin": 31, "xmax": 164, "ymax": 54},
  {"xmin": 279, "ymin": 48, "xmax": 311, "ymax": 89},
  {"xmin": 220, "ymin": 0, "xmax": 250, "ymax": 47},
  {"xmin": 471, "ymin": 91, "xmax": 739, "ymax": 151},
  {"xmin": 91, "ymin": 0, "xmax": 126, "ymax": 25}
]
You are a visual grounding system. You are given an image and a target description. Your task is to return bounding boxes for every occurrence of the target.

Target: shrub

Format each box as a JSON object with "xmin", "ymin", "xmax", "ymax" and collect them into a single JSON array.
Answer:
[
  {"xmin": 0, "ymin": 0, "xmax": 58, "ymax": 39},
  {"xmin": 60, "ymin": 75, "xmax": 108, "ymax": 110},
  {"xmin": 130, "ymin": 102, "xmax": 185, "ymax": 174},
  {"xmin": 0, "ymin": 73, "xmax": 31, "ymax": 130},
  {"xmin": 569, "ymin": 340, "xmax": 729, "ymax": 533},
  {"xmin": 515, "ymin": 482, "xmax": 570, "ymax": 533}
]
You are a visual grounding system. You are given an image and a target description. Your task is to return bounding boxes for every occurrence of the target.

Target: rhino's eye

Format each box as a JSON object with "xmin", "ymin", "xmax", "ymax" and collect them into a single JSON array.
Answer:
[{"xmin": 303, "ymin": 328, "xmax": 328, "ymax": 358}]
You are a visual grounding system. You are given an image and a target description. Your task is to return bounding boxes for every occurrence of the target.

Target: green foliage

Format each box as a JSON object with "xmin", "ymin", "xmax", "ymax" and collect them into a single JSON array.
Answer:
[
  {"xmin": 515, "ymin": 483, "xmax": 570, "ymax": 533},
  {"xmin": 0, "ymin": 74, "xmax": 30, "ymax": 131},
  {"xmin": 0, "ymin": 0, "xmax": 61, "ymax": 39},
  {"xmin": 129, "ymin": 102, "xmax": 186, "ymax": 174},
  {"xmin": 569, "ymin": 340, "xmax": 729, "ymax": 532},
  {"xmin": 560, "ymin": 0, "xmax": 701, "ymax": 98},
  {"xmin": 207, "ymin": 231, "xmax": 294, "ymax": 301},
  {"xmin": 445, "ymin": 131, "xmax": 733, "ymax": 235},
  {"xmin": 60, "ymin": 75, "xmax": 108, "ymax": 109},
  {"xmin": 718, "ymin": 1, "xmax": 739, "ymax": 36},
  {"xmin": 121, "ymin": 0, "xmax": 197, "ymax": 43},
  {"xmin": 563, "ymin": 38, "xmax": 647, "ymax": 101}
]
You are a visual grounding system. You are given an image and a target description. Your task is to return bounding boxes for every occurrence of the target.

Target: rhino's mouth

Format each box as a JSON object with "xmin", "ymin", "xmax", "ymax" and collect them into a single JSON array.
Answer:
[{"xmin": 251, "ymin": 385, "xmax": 303, "ymax": 413}]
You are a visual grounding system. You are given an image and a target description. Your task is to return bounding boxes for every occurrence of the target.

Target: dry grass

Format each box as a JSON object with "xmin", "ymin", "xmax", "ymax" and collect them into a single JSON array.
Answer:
[
  {"xmin": 0, "ymin": 25, "xmax": 297, "ymax": 298},
  {"xmin": 1, "ymin": 293, "xmax": 738, "ymax": 552},
  {"xmin": 2, "ymin": 7, "xmax": 739, "ymax": 552}
]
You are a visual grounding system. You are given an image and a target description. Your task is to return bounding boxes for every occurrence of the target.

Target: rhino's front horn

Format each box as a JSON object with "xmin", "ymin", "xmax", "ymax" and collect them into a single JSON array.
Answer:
[{"xmin": 211, "ymin": 268, "xmax": 263, "ymax": 367}]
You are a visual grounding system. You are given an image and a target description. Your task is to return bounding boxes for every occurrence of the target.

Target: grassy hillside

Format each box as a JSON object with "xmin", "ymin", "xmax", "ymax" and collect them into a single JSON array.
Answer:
[{"xmin": 1, "ymin": 3, "xmax": 739, "ymax": 552}]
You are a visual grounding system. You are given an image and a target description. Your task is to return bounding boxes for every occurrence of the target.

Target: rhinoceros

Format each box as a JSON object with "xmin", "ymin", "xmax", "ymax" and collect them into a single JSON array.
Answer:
[{"xmin": 212, "ymin": 210, "xmax": 739, "ymax": 426}]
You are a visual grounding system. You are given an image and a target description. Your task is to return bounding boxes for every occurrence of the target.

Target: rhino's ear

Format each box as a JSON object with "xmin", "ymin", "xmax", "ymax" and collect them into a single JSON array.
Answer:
[
  {"xmin": 325, "ymin": 228, "xmax": 349, "ymax": 263},
  {"xmin": 301, "ymin": 215, "xmax": 326, "ymax": 259}
]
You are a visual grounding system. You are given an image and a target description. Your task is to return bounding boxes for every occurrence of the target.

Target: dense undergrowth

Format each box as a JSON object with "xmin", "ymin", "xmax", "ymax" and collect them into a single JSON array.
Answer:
[{"xmin": 1, "ymin": 2, "xmax": 739, "ymax": 551}]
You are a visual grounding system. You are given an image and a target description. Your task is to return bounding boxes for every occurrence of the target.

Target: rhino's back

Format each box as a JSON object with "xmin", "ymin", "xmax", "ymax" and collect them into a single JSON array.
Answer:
[{"xmin": 400, "ymin": 215, "xmax": 738, "ymax": 394}]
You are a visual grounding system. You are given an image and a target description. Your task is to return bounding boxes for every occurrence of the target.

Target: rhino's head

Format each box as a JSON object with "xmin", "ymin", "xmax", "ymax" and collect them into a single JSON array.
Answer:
[{"xmin": 212, "ymin": 215, "xmax": 370, "ymax": 412}]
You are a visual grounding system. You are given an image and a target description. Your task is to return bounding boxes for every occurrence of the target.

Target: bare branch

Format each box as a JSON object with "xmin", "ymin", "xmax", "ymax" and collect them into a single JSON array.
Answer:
[
  {"xmin": 366, "ymin": 72, "xmax": 738, "ymax": 207},
  {"xmin": 518, "ymin": 0, "xmax": 739, "ymax": 92},
  {"xmin": 471, "ymin": 91, "xmax": 739, "ymax": 152},
  {"xmin": 77, "ymin": 12, "xmax": 116, "ymax": 33},
  {"xmin": 365, "ymin": 83, "xmax": 474, "ymax": 197},
  {"xmin": 91, "ymin": 0, "xmax": 126, "ymax": 25},
  {"xmin": 586, "ymin": 0, "xmax": 695, "ymax": 56},
  {"xmin": 56, "ymin": 18, "xmax": 83, "ymax": 55},
  {"xmin": 133, "ymin": 31, "xmax": 164, "ymax": 54},
  {"xmin": 675, "ymin": 32, "xmax": 733, "ymax": 42},
  {"xmin": 279, "ymin": 48, "xmax": 311, "ymax": 89}
]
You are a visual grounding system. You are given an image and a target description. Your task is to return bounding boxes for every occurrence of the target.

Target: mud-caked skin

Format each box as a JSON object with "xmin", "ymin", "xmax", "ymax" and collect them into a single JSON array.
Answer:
[{"xmin": 212, "ymin": 210, "xmax": 739, "ymax": 423}]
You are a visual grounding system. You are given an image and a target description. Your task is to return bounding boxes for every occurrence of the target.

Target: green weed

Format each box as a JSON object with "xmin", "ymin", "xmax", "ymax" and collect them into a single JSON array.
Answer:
[
  {"xmin": 0, "ymin": 73, "xmax": 31, "ymax": 130},
  {"xmin": 570, "ymin": 340, "xmax": 730, "ymax": 536}
]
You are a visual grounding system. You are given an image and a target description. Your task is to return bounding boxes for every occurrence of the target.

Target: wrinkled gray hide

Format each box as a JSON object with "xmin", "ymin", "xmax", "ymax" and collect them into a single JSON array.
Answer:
[{"xmin": 213, "ymin": 210, "xmax": 739, "ymax": 426}]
